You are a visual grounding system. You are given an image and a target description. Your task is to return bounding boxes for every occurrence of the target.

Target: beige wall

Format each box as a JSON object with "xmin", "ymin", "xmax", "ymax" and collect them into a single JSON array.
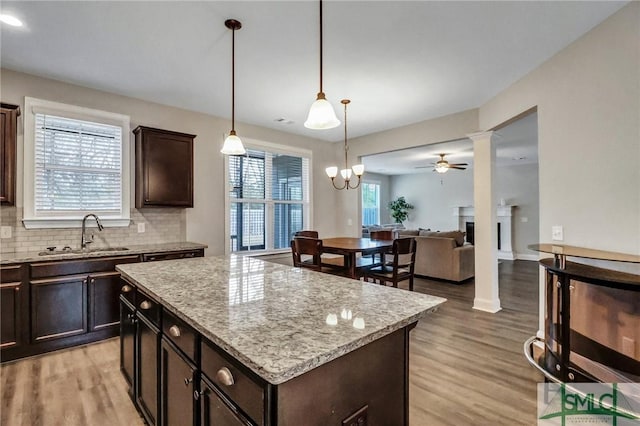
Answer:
[
  {"xmin": 479, "ymin": 2, "xmax": 640, "ymax": 257},
  {"xmin": 0, "ymin": 69, "xmax": 339, "ymax": 255}
]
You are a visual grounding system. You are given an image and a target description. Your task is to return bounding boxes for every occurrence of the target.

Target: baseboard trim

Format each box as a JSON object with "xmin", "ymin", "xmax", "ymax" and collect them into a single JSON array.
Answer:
[
  {"xmin": 515, "ymin": 254, "xmax": 539, "ymax": 261},
  {"xmin": 473, "ymin": 297, "xmax": 502, "ymax": 313}
]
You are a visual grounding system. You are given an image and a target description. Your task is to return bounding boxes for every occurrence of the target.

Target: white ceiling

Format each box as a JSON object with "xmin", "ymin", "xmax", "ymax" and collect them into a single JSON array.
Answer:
[
  {"xmin": 363, "ymin": 111, "xmax": 538, "ymax": 175},
  {"xmin": 0, "ymin": 1, "xmax": 626, "ymax": 142}
]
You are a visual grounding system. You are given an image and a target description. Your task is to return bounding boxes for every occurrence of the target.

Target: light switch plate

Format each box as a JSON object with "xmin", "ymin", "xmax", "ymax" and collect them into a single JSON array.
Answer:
[
  {"xmin": 521, "ymin": 217, "xmax": 528, "ymax": 223},
  {"xmin": 551, "ymin": 225, "xmax": 563, "ymax": 241},
  {"xmin": 0, "ymin": 226, "xmax": 11, "ymax": 239},
  {"xmin": 137, "ymin": 222, "xmax": 146, "ymax": 233}
]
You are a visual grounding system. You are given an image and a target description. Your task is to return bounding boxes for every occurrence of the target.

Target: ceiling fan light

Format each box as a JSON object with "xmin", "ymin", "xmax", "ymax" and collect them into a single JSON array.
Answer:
[
  {"xmin": 435, "ymin": 164, "xmax": 449, "ymax": 173},
  {"xmin": 352, "ymin": 164, "xmax": 365, "ymax": 176},
  {"xmin": 325, "ymin": 166, "xmax": 338, "ymax": 178},
  {"xmin": 340, "ymin": 168, "xmax": 352, "ymax": 180},
  {"xmin": 221, "ymin": 132, "xmax": 246, "ymax": 155},
  {"xmin": 304, "ymin": 94, "xmax": 340, "ymax": 129}
]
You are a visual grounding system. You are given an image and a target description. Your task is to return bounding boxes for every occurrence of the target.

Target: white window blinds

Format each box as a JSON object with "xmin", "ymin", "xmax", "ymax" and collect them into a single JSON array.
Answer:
[{"xmin": 34, "ymin": 113, "xmax": 123, "ymax": 214}]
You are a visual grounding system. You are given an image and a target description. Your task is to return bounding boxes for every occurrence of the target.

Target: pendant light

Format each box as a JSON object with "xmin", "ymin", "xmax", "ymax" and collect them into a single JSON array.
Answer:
[
  {"xmin": 221, "ymin": 19, "xmax": 246, "ymax": 155},
  {"xmin": 326, "ymin": 99, "xmax": 364, "ymax": 190},
  {"xmin": 304, "ymin": 0, "xmax": 340, "ymax": 130}
]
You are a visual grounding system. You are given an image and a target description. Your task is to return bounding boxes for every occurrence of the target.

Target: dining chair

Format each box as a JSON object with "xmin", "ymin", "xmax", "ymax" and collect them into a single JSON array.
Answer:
[
  {"xmin": 368, "ymin": 229, "xmax": 394, "ymax": 265},
  {"xmin": 363, "ymin": 237, "xmax": 417, "ymax": 291},
  {"xmin": 294, "ymin": 230, "xmax": 319, "ymax": 238},
  {"xmin": 291, "ymin": 237, "xmax": 344, "ymax": 274}
]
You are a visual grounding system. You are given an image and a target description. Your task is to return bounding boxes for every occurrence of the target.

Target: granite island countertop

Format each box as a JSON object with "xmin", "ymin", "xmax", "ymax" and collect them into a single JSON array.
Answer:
[
  {"xmin": 116, "ymin": 255, "xmax": 446, "ymax": 385},
  {"xmin": 0, "ymin": 241, "xmax": 207, "ymax": 265}
]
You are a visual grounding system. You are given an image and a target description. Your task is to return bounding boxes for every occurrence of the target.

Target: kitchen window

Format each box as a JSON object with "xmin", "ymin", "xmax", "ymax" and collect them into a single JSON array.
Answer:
[
  {"xmin": 22, "ymin": 97, "xmax": 131, "ymax": 228},
  {"xmin": 225, "ymin": 140, "xmax": 312, "ymax": 253}
]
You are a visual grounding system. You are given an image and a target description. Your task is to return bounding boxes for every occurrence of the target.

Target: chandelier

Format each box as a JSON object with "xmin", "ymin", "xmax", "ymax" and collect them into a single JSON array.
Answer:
[{"xmin": 325, "ymin": 99, "xmax": 364, "ymax": 190}]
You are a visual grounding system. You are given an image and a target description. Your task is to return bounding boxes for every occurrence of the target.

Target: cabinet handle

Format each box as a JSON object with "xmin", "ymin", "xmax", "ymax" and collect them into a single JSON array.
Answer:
[
  {"xmin": 15, "ymin": 286, "xmax": 20, "ymax": 292},
  {"xmin": 216, "ymin": 367, "xmax": 235, "ymax": 386},
  {"xmin": 147, "ymin": 256, "xmax": 157, "ymax": 261},
  {"xmin": 193, "ymin": 390, "xmax": 204, "ymax": 400},
  {"xmin": 121, "ymin": 284, "xmax": 132, "ymax": 293},
  {"xmin": 184, "ymin": 377, "xmax": 193, "ymax": 386},
  {"xmin": 83, "ymin": 279, "xmax": 88, "ymax": 285},
  {"xmin": 169, "ymin": 325, "xmax": 181, "ymax": 337},
  {"xmin": 90, "ymin": 278, "xmax": 95, "ymax": 284},
  {"xmin": 140, "ymin": 300, "xmax": 152, "ymax": 310}
]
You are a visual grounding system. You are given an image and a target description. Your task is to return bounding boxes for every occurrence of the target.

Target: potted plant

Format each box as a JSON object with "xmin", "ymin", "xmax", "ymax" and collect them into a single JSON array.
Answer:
[{"xmin": 388, "ymin": 196, "xmax": 414, "ymax": 224}]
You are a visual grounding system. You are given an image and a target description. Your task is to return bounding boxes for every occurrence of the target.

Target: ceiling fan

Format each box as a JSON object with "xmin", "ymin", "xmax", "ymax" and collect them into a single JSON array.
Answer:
[{"xmin": 416, "ymin": 153, "xmax": 468, "ymax": 173}]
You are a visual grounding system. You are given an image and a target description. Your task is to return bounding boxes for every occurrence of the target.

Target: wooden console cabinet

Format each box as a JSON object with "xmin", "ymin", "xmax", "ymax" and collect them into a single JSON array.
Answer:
[{"xmin": 134, "ymin": 126, "xmax": 195, "ymax": 208}]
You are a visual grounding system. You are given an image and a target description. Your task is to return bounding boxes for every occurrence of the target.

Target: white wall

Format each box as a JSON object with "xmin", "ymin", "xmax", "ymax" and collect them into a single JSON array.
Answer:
[
  {"xmin": 479, "ymin": 2, "xmax": 640, "ymax": 258},
  {"xmin": 389, "ymin": 162, "xmax": 539, "ymax": 257},
  {"xmin": 0, "ymin": 69, "xmax": 339, "ymax": 255}
]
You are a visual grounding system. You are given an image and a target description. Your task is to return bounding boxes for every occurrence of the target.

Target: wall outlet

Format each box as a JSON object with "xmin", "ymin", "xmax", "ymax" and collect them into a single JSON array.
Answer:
[
  {"xmin": 347, "ymin": 218, "xmax": 353, "ymax": 226},
  {"xmin": 0, "ymin": 226, "xmax": 11, "ymax": 239},
  {"xmin": 521, "ymin": 217, "xmax": 528, "ymax": 222},
  {"xmin": 137, "ymin": 222, "xmax": 146, "ymax": 233},
  {"xmin": 551, "ymin": 225, "xmax": 563, "ymax": 241}
]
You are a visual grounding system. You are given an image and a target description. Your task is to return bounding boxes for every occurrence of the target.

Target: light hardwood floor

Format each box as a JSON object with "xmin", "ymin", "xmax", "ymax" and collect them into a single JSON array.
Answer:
[{"xmin": 1, "ymin": 260, "xmax": 542, "ymax": 425}]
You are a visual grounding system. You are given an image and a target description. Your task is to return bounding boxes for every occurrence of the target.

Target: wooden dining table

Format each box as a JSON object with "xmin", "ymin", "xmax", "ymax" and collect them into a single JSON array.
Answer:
[{"xmin": 322, "ymin": 237, "xmax": 394, "ymax": 279}]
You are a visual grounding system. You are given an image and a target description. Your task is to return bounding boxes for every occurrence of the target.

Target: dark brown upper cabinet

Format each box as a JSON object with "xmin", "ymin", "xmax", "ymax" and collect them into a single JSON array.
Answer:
[
  {"xmin": 134, "ymin": 126, "xmax": 195, "ymax": 208},
  {"xmin": 1, "ymin": 103, "xmax": 20, "ymax": 205}
]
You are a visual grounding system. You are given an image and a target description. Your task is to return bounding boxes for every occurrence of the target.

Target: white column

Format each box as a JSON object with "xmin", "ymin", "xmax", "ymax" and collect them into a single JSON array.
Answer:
[{"xmin": 468, "ymin": 131, "xmax": 501, "ymax": 313}]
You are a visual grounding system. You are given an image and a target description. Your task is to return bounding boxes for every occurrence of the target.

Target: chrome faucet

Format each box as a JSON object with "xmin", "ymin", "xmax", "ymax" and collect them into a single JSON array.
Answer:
[{"xmin": 81, "ymin": 214, "xmax": 104, "ymax": 249}]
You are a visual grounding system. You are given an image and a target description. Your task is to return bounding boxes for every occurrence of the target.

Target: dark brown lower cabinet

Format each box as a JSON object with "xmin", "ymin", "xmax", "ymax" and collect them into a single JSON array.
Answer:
[
  {"xmin": 0, "ymin": 281, "xmax": 22, "ymax": 349},
  {"xmin": 199, "ymin": 377, "xmax": 249, "ymax": 426},
  {"xmin": 120, "ymin": 297, "xmax": 136, "ymax": 390},
  {"xmin": 90, "ymin": 271, "xmax": 125, "ymax": 331},
  {"xmin": 136, "ymin": 312, "xmax": 160, "ymax": 426},
  {"xmin": 30, "ymin": 275, "xmax": 87, "ymax": 342},
  {"xmin": 161, "ymin": 338, "xmax": 196, "ymax": 426}
]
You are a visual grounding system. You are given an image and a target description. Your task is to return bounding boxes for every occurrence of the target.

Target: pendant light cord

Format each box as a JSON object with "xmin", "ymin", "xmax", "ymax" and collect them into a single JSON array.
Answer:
[
  {"xmin": 344, "ymin": 101, "xmax": 348, "ymax": 169},
  {"xmin": 231, "ymin": 25, "xmax": 236, "ymax": 132},
  {"xmin": 319, "ymin": 0, "xmax": 323, "ymax": 94}
]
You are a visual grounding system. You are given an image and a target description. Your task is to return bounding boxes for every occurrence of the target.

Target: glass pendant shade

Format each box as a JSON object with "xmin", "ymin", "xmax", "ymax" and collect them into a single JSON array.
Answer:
[
  {"xmin": 221, "ymin": 131, "xmax": 246, "ymax": 155},
  {"xmin": 325, "ymin": 166, "xmax": 338, "ymax": 178},
  {"xmin": 305, "ymin": 94, "xmax": 340, "ymax": 129},
  {"xmin": 340, "ymin": 168, "xmax": 352, "ymax": 180},
  {"xmin": 352, "ymin": 164, "xmax": 365, "ymax": 176}
]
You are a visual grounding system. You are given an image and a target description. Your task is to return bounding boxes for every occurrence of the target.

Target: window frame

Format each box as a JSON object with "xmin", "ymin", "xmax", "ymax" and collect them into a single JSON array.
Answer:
[
  {"xmin": 22, "ymin": 97, "xmax": 131, "ymax": 229},
  {"xmin": 224, "ymin": 137, "xmax": 313, "ymax": 255}
]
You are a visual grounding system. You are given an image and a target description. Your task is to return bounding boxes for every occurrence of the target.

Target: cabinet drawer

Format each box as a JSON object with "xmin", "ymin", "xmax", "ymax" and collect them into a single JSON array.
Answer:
[
  {"xmin": 120, "ymin": 278, "xmax": 136, "ymax": 305},
  {"xmin": 201, "ymin": 339, "xmax": 264, "ymax": 426},
  {"xmin": 162, "ymin": 309, "xmax": 197, "ymax": 361},
  {"xmin": 136, "ymin": 291, "xmax": 161, "ymax": 327},
  {"xmin": 31, "ymin": 255, "xmax": 140, "ymax": 279},
  {"xmin": 142, "ymin": 250, "xmax": 203, "ymax": 262},
  {"xmin": 1, "ymin": 264, "xmax": 23, "ymax": 283}
]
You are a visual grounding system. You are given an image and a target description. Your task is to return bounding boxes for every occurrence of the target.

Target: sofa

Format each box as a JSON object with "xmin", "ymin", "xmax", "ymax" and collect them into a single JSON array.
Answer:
[{"xmin": 396, "ymin": 229, "xmax": 474, "ymax": 282}]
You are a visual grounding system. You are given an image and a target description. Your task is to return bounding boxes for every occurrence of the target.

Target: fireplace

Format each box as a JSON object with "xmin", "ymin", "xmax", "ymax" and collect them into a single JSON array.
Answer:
[
  {"xmin": 465, "ymin": 221, "xmax": 501, "ymax": 250},
  {"xmin": 455, "ymin": 206, "xmax": 514, "ymax": 259}
]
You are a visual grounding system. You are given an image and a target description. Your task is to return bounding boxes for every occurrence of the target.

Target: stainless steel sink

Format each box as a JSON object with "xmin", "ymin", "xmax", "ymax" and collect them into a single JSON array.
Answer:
[{"xmin": 38, "ymin": 247, "xmax": 129, "ymax": 256}]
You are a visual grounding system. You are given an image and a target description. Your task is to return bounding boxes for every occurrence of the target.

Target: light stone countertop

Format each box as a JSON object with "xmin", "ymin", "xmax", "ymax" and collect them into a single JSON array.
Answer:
[
  {"xmin": 116, "ymin": 255, "xmax": 446, "ymax": 385},
  {"xmin": 0, "ymin": 241, "xmax": 207, "ymax": 265}
]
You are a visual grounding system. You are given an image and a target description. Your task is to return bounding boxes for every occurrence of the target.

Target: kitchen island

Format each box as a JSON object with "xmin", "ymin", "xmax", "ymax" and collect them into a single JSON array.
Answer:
[{"xmin": 116, "ymin": 255, "xmax": 445, "ymax": 426}]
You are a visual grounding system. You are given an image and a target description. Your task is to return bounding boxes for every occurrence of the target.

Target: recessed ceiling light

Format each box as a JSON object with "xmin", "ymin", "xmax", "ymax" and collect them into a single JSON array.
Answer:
[{"xmin": 0, "ymin": 14, "xmax": 23, "ymax": 27}]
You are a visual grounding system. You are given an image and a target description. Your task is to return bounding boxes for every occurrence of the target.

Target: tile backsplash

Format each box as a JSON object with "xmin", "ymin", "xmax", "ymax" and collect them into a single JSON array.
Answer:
[{"xmin": 0, "ymin": 207, "xmax": 186, "ymax": 253}]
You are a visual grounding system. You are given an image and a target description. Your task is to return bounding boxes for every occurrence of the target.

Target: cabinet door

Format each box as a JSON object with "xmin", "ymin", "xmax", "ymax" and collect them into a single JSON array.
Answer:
[
  {"xmin": 135, "ymin": 126, "xmax": 194, "ymax": 208},
  {"xmin": 1, "ymin": 103, "xmax": 19, "ymax": 205},
  {"xmin": 30, "ymin": 275, "xmax": 87, "ymax": 342},
  {"xmin": 136, "ymin": 313, "xmax": 160, "ymax": 426},
  {"xmin": 120, "ymin": 297, "xmax": 136, "ymax": 390},
  {"xmin": 89, "ymin": 271, "xmax": 122, "ymax": 331},
  {"xmin": 161, "ymin": 338, "xmax": 196, "ymax": 426},
  {"xmin": 199, "ymin": 377, "xmax": 250, "ymax": 426},
  {"xmin": 0, "ymin": 282, "xmax": 22, "ymax": 348}
]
